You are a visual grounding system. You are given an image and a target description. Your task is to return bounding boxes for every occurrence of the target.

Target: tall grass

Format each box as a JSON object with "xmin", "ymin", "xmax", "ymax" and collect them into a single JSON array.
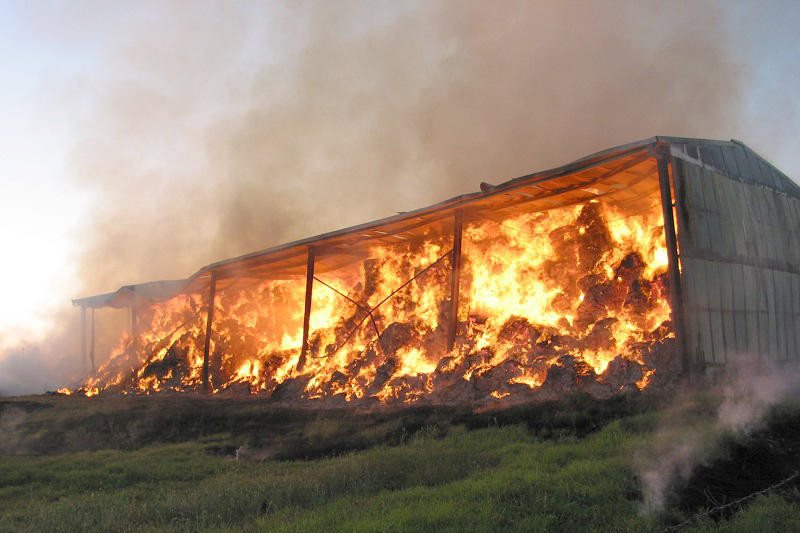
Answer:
[{"xmin": 1, "ymin": 394, "xmax": 798, "ymax": 532}]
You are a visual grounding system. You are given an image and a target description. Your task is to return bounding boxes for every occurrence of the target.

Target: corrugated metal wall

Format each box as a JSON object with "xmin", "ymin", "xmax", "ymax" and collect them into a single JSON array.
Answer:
[{"xmin": 670, "ymin": 140, "xmax": 800, "ymax": 368}]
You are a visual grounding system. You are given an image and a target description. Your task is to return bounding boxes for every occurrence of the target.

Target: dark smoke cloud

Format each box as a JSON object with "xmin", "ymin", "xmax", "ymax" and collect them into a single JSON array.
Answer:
[{"xmin": 0, "ymin": 0, "xmax": 787, "ymax": 393}]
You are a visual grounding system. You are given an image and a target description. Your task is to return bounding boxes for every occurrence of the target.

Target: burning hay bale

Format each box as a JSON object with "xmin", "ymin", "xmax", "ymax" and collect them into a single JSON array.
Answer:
[
  {"xmin": 600, "ymin": 356, "xmax": 645, "ymax": 392},
  {"xmin": 537, "ymin": 354, "xmax": 610, "ymax": 400},
  {"xmin": 379, "ymin": 322, "xmax": 421, "ymax": 357}
]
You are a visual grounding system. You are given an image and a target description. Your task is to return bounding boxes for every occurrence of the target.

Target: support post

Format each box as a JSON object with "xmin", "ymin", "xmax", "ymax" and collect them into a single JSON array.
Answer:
[
  {"xmin": 447, "ymin": 209, "xmax": 464, "ymax": 351},
  {"xmin": 130, "ymin": 304, "xmax": 138, "ymax": 357},
  {"xmin": 202, "ymin": 273, "xmax": 217, "ymax": 392},
  {"xmin": 297, "ymin": 246, "xmax": 316, "ymax": 372},
  {"xmin": 89, "ymin": 308, "xmax": 96, "ymax": 373},
  {"xmin": 80, "ymin": 306, "xmax": 87, "ymax": 376},
  {"xmin": 657, "ymin": 152, "xmax": 689, "ymax": 374}
]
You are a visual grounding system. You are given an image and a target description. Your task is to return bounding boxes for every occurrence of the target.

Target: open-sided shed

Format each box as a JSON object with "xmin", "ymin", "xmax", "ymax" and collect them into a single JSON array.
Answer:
[{"xmin": 72, "ymin": 136, "xmax": 800, "ymax": 390}]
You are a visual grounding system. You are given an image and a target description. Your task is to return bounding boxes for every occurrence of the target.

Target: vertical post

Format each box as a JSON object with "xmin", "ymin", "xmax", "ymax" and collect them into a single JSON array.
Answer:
[
  {"xmin": 447, "ymin": 209, "xmax": 464, "ymax": 351},
  {"xmin": 202, "ymin": 272, "xmax": 217, "ymax": 392},
  {"xmin": 130, "ymin": 304, "xmax": 138, "ymax": 357},
  {"xmin": 89, "ymin": 307, "xmax": 96, "ymax": 373},
  {"xmin": 297, "ymin": 246, "xmax": 316, "ymax": 372},
  {"xmin": 657, "ymin": 152, "xmax": 689, "ymax": 374},
  {"xmin": 80, "ymin": 306, "xmax": 87, "ymax": 377}
]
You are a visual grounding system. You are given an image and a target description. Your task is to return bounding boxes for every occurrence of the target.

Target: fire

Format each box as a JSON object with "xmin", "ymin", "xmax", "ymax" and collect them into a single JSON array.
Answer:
[{"xmin": 75, "ymin": 197, "xmax": 675, "ymax": 404}]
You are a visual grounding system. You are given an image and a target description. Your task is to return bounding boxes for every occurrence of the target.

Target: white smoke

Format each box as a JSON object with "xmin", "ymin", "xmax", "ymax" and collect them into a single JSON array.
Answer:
[{"xmin": 638, "ymin": 354, "xmax": 800, "ymax": 512}]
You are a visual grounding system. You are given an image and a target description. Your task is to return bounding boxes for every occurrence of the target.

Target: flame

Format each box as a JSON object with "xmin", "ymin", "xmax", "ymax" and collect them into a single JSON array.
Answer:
[{"xmin": 72, "ymin": 195, "xmax": 674, "ymax": 404}]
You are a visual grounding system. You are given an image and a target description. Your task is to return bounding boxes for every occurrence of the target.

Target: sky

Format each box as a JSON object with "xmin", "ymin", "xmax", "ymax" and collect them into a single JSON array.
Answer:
[{"xmin": 0, "ymin": 0, "xmax": 799, "ymax": 394}]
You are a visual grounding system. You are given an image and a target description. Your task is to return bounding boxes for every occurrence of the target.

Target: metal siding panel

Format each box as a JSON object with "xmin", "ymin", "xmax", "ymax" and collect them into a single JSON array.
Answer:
[
  {"xmin": 745, "ymin": 150, "xmax": 773, "ymax": 188},
  {"xmin": 771, "ymin": 193, "xmax": 790, "ymax": 262},
  {"xmin": 766, "ymin": 269, "xmax": 779, "ymax": 361},
  {"xmin": 719, "ymin": 262, "xmax": 736, "ymax": 357},
  {"xmin": 685, "ymin": 163, "xmax": 706, "ymax": 208},
  {"xmin": 791, "ymin": 273, "xmax": 800, "ymax": 360},
  {"xmin": 712, "ymin": 173, "xmax": 736, "ymax": 258},
  {"xmin": 775, "ymin": 270, "xmax": 788, "ymax": 361},
  {"xmin": 788, "ymin": 199, "xmax": 800, "ymax": 267},
  {"xmin": 782, "ymin": 197, "xmax": 799, "ymax": 268},
  {"xmin": 707, "ymin": 212, "xmax": 725, "ymax": 256},
  {"xmin": 794, "ymin": 200, "xmax": 800, "ymax": 263},
  {"xmin": 690, "ymin": 257, "xmax": 716, "ymax": 365},
  {"xmin": 672, "ymin": 160, "xmax": 691, "ymax": 248},
  {"xmin": 764, "ymin": 162, "xmax": 784, "ymax": 192},
  {"xmin": 731, "ymin": 146, "xmax": 752, "ymax": 184},
  {"xmin": 747, "ymin": 309, "xmax": 760, "ymax": 356},
  {"xmin": 680, "ymin": 256, "xmax": 699, "ymax": 362},
  {"xmin": 710, "ymin": 309, "xmax": 726, "ymax": 364},
  {"xmin": 757, "ymin": 189, "xmax": 776, "ymax": 262},
  {"xmin": 763, "ymin": 191, "xmax": 781, "ymax": 262},
  {"xmin": 742, "ymin": 264, "xmax": 760, "ymax": 355},
  {"xmin": 756, "ymin": 267, "xmax": 770, "ymax": 358},
  {"xmin": 773, "ymin": 168, "xmax": 789, "ymax": 193},
  {"xmin": 700, "ymin": 146, "xmax": 717, "ymax": 172},
  {"xmin": 693, "ymin": 209, "xmax": 713, "ymax": 252},
  {"xmin": 675, "ymin": 161, "xmax": 702, "ymax": 256},
  {"xmin": 734, "ymin": 310, "xmax": 748, "ymax": 355},
  {"xmin": 705, "ymin": 258, "xmax": 721, "ymax": 311},
  {"xmin": 782, "ymin": 198, "xmax": 797, "ymax": 267},
  {"xmin": 709, "ymin": 146, "xmax": 726, "ymax": 174},
  {"xmin": 737, "ymin": 181, "xmax": 754, "ymax": 256},
  {"xmin": 740, "ymin": 186, "xmax": 759, "ymax": 261},
  {"xmin": 781, "ymin": 271, "xmax": 795, "ymax": 361},
  {"xmin": 794, "ymin": 273, "xmax": 800, "ymax": 361},
  {"xmin": 700, "ymin": 167, "xmax": 720, "ymax": 213},
  {"xmin": 717, "ymin": 263, "xmax": 735, "ymax": 311},
  {"xmin": 722, "ymin": 309, "xmax": 736, "ymax": 359},
  {"xmin": 704, "ymin": 260, "xmax": 726, "ymax": 363},
  {"xmin": 732, "ymin": 263, "xmax": 748, "ymax": 353},
  {"xmin": 793, "ymin": 271, "xmax": 800, "ymax": 315},
  {"xmin": 725, "ymin": 179, "xmax": 748, "ymax": 258},
  {"xmin": 697, "ymin": 310, "xmax": 715, "ymax": 366},
  {"xmin": 720, "ymin": 146, "xmax": 742, "ymax": 180},
  {"xmin": 682, "ymin": 256, "xmax": 699, "ymax": 310},
  {"xmin": 743, "ymin": 148, "xmax": 761, "ymax": 185}
]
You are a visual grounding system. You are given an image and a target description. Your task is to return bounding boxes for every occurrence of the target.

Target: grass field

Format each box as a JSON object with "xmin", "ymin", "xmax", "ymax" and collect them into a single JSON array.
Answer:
[{"xmin": 1, "ymin": 392, "xmax": 798, "ymax": 532}]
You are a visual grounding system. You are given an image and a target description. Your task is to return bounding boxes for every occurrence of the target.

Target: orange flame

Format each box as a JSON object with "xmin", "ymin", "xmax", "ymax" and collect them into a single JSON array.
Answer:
[{"xmin": 76, "ymin": 196, "xmax": 674, "ymax": 403}]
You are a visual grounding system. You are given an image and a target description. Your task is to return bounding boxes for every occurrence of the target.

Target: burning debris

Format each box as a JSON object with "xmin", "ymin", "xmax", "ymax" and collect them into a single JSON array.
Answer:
[{"xmin": 74, "ymin": 197, "xmax": 675, "ymax": 406}]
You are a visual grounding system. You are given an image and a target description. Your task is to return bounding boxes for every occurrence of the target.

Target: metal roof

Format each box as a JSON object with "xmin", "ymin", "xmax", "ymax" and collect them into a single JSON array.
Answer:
[
  {"xmin": 72, "ymin": 136, "xmax": 797, "ymax": 308},
  {"xmin": 72, "ymin": 279, "xmax": 188, "ymax": 309}
]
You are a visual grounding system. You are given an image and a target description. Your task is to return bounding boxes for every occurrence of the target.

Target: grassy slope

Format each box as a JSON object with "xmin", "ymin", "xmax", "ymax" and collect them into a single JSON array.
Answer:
[{"xmin": 0, "ymin": 395, "xmax": 798, "ymax": 533}]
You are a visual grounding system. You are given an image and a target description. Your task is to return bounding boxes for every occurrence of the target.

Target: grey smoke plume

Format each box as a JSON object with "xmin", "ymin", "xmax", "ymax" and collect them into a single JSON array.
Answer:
[
  {"xmin": 637, "ymin": 355, "xmax": 800, "ymax": 512},
  {"xmin": 1, "ymin": 1, "xmax": 798, "ymax": 393}
]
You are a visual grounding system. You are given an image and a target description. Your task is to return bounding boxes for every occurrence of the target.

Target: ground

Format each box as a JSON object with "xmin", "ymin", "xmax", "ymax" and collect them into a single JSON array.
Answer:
[{"xmin": 0, "ymin": 392, "xmax": 799, "ymax": 532}]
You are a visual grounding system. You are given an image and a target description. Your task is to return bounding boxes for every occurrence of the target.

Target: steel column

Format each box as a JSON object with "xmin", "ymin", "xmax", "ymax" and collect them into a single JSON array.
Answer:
[
  {"xmin": 202, "ymin": 272, "xmax": 217, "ymax": 392},
  {"xmin": 297, "ymin": 246, "xmax": 316, "ymax": 372},
  {"xmin": 89, "ymin": 308, "xmax": 96, "ymax": 373},
  {"xmin": 130, "ymin": 305, "xmax": 138, "ymax": 357},
  {"xmin": 447, "ymin": 209, "xmax": 464, "ymax": 351},
  {"xmin": 80, "ymin": 306, "xmax": 87, "ymax": 376},
  {"xmin": 657, "ymin": 153, "xmax": 689, "ymax": 374}
]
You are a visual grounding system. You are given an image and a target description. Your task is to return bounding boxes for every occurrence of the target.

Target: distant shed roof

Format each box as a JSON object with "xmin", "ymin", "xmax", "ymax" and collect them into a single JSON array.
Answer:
[{"xmin": 72, "ymin": 279, "xmax": 188, "ymax": 309}]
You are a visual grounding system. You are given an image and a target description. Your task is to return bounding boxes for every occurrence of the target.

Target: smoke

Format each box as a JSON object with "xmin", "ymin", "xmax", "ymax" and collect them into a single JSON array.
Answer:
[
  {"xmin": 636, "ymin": 355, "xmax": 800, "ymax": 512},
  {"xmin": 3, "ymin": 0, "xmax": 796, "ymax": 393}
]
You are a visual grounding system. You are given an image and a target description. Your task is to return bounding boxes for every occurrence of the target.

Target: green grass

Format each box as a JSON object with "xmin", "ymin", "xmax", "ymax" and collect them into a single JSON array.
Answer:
[{"xmin": 0, "ymin": 394, "xmax": 798, "ymax": 532}]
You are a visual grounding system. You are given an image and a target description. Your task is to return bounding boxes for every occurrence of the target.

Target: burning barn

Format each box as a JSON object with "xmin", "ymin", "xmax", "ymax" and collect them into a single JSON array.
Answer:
[{"xmin": 70, "ymin": 136, "xmax": 800, "ymax": 405}]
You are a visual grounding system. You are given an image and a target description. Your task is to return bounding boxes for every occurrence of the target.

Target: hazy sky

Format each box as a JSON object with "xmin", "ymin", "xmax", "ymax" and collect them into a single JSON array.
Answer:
[{"xmin": 0, "ymin": 0, "xmax": 798, "ymax": 393}]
